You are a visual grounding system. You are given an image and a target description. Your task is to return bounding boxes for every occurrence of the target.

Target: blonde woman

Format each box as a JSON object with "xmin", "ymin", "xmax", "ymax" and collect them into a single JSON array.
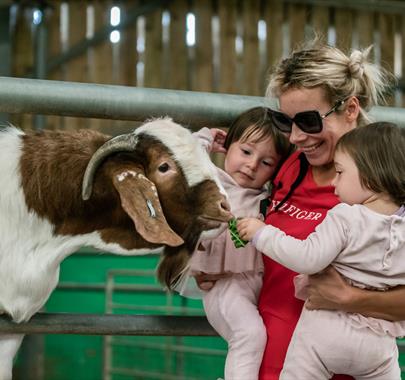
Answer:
[
  {"xmin": 238, "ymin": 122, "xmax": 405, "ymax": 379},
  {"xmin": 252, "ymin": 41, "xmax": 397, "ymax": 380}
]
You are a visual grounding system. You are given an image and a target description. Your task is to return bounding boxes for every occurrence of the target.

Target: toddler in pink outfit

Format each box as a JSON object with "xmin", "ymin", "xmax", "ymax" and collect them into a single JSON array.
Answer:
[{"xmin": 179, "ymin": 107, "xmax": 292, "ymax": 380}]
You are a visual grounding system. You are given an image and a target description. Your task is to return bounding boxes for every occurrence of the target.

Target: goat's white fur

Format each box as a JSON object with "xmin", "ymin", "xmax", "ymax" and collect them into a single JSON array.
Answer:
[
  {"xmin": 139, "ymin": 118, "xmax": 226, "ymax": 194},
  {"xmin": 0, "ymin": 121, "xmax": 229, "ymax": 380},
  {"xmin": 138, "ymin": 118, "xmax": 228, "ymax": 243}
]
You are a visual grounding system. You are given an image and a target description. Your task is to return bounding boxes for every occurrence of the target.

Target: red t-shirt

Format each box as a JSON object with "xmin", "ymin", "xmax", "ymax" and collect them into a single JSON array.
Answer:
[{"xmin": 258, "ymin": 151, "xmax": 352, "ymax": 380}]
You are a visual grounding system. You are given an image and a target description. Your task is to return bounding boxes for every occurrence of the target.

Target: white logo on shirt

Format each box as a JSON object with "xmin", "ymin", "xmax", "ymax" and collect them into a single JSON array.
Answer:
[{"xmin": 270, "ymin": 200, "xmax": 323, "ymax": 221}]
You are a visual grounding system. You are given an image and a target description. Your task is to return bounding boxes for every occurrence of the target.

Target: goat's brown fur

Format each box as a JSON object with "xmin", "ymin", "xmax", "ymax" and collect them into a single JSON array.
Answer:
[{"xmin": 19, "ymin": 129, "xmax": 230, "ymax": 283}]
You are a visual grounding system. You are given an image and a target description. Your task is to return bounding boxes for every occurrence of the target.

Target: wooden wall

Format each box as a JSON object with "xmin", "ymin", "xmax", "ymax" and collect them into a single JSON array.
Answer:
[{"xmin": 9, "ymin": 0, "xmax": 405, "ymax": 132}]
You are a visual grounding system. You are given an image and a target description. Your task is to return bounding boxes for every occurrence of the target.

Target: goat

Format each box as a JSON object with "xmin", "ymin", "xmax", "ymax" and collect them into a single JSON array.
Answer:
[{"xmin": 0, "ymin": 118, "xmax": 232, "ymax": 379}]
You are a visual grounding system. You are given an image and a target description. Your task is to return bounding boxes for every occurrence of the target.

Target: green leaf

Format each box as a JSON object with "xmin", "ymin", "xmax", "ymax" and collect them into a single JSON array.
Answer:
[{"xmin": 228, "ymin": 218, "xmax": 248, "ymax": 248}]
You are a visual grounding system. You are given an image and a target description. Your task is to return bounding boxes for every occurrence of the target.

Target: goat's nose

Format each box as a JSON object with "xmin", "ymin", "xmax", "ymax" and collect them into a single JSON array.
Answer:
[{"xmin": 220, "ymin": 198, "xmax": 231, "ymax": 213}]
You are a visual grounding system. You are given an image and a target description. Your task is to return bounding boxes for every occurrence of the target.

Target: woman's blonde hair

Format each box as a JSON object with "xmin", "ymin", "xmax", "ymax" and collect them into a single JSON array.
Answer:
[{"xmin": 266, "ymin": 38, "xmax": 395, "ymax": 126}]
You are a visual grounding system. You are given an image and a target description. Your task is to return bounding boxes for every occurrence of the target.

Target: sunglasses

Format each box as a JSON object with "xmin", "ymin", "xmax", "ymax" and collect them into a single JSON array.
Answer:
[{"xmin": 268, "ymin": 99, "xmax": 346, "ymax": 134}]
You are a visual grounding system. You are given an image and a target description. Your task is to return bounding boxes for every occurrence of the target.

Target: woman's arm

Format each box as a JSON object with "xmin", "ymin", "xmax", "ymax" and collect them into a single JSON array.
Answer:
[{"xmin": 306, "ymin": 266, "xmax": 405, "ymax": 321}]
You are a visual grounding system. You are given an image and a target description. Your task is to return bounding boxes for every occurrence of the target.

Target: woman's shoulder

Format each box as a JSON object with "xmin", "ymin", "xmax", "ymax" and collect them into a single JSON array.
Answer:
[
  {"xmin": 279, "ymin": 150, "xmax": 302, "ymax": 170},
  {"xmin": 274, "ymin": 151, "xmax": 302, "ymax": 182}
]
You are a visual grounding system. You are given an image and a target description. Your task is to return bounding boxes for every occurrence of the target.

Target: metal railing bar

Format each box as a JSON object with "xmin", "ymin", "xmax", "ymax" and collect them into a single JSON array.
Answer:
[
  {"xmin": 0, "ymin": 76, "xmax": 274, "ymax": 129},
  {"xmin": 2, "ymin": 76, "xmax": 404, "ymax": 128},
  {"xmin": 110, "ymin": 338, "xmax": 226, "ymax": 356},
  {"xmin": 57, "ymin": 281, "xmax": 163, "ymax": 293},
  {"xmin": 108, "ymin": 303, "xmax": 203, "ymax": 314},
  {"xmin": 109, "ymin": 366, "xmax": 200, "ymax": 380},
  {"xmin": 0, "ymin": 313, "xmax": 217, "ymax": 336},
  {"xmin": 107, "ymin": 269, "xmax": 156, "ymax": 276}
]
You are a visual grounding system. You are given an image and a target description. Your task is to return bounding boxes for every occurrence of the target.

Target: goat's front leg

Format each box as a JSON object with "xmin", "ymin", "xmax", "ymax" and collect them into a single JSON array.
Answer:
[{"xmin": 0, "ymin": 335, "xmax": 24, "ymax": 380}]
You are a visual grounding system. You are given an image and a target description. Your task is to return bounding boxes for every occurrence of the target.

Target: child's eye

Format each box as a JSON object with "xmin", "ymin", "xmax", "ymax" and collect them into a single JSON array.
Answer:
[
  {"xmin": 241, "ymin": 149, "xmax": 251, "ymax": 155},
  {"xmin": 262, "ymin": 161, "xmax": 272, "ymax": 166},
  {"xmin": 335, "ymin": 170, "xmax": 342, "ymax": 175}
]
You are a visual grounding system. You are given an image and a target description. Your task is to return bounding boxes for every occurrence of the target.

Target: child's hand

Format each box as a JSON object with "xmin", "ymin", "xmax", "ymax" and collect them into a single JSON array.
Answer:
[
  {"xmin": 237, "ymin": 218, "xmax": 266, "ymax": 241},
  {"xmin": 210, "ymin": 128, "xmax": 227, "ymax": 153}
]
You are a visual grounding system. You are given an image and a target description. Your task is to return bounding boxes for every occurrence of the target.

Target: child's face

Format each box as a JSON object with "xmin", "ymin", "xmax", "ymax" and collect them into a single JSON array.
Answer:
[
  {"xmin": 224, "ymin": 134, "xmax": 280, "ymax": 189},
  {"xmin": 332, "ymin": 149, "xmax": 374, "ymax": 205}
]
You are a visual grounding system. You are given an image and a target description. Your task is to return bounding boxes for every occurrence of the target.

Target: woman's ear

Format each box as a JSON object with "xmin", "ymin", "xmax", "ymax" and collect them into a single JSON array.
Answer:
[{"xmin": 345, "ymin": 96, "xmax": 360, "ymax": 123}]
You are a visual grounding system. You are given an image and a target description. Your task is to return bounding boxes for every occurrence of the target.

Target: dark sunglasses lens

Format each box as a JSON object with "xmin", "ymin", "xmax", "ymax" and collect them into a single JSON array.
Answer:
[
  {"xmin": 295, "ymin": 112, "xmax": 323, "ymax": 133},
  {"xmin": 270, "ymin": 111, "xmax": 292, "ymax": 133}
]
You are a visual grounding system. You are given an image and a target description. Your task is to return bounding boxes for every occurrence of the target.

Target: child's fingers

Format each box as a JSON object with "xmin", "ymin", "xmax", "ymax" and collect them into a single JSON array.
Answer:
[
  {"xmin": 236, "ymin": 218, "xmax": 250, "ymax": 230},
  {"xmin": 212, "ymin": 128, "xmax": 227, "ymax": 141},
  {"xmin": 216, "ymin": 129, "xmax": 227, "ymax": 138},
  {"xmin": 216, "ymin": 146, "xmax": 227, "ymax": 153},
  {"xmin": 236, "ymin": 224, "xmax": 248, "ymax": 240},
  {"xmin": 239, "ymin": 230, "xmax": 248, "ymax": 240}
]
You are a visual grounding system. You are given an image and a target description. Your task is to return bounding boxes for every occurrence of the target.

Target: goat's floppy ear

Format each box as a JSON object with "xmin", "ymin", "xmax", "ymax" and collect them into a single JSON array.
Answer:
[{"xmin": 112, "ymin": 169, "xmax": 184, "ymax": 247}]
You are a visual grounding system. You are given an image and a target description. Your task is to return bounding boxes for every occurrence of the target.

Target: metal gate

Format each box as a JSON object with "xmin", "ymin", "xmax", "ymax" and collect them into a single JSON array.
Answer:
[{"xmin": 103, "ymin": 268, "xmax": 226, "ymax": 380}]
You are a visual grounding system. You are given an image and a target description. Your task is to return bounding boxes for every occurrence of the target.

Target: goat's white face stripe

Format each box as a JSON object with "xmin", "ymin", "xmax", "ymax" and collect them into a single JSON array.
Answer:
[
  {"xmin": 117, "ymin": 170, "xmax": 137, "ymax": 181},
  {"xmin": 135, "ymin": 118, "xmax": 226, "ymax": 195},
  {"xmin": 116, "ymin": 170, "xmax": 158, "ymax": 198}
]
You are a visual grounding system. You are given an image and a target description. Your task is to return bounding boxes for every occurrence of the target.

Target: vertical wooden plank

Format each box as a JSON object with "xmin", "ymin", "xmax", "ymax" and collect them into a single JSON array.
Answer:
[
  {"xmin": 48, "ymin": 2, "xmax": 62, "ymax": 81},
  {"xmin": 401, "ymin": 13, "xmax": 405, "ymax": 107},
  {"xmin": 111, "ymin": 1, "xmax": 137, "ymax": 86},
  {"xmin": 65, "ymin": 2, "xmax": 88, "ymax": 130},
  {"xmin": 378, "ymin": 12, "xmax": 395, "ymax": 74},
  {"xmin": 263, "ymin": 0, "xmax": 283, "ymax": 75},
  {"xmin": 334, "ymin": 8, "xmax": 355, "ymax": 51},
  {"xmin": 167, "ymin": 0, "xmax": 188, "ymax": 90},
  {"xmin": 12, "ymin": 8, "xmax": 33, "ymax": 77},
  {"xmin": 117, "ymin": 6, "xmax": 137, "ymax": 87},
  {"xmin": 11, "ymin": 6, "xmax": 34, "ymax": 130},
  {"xmin": 193, "ymin": 0, "xmax": 213, "ymax": 92},
  {"xmin": 144, "ymin": 7, "xmax": 163, "ymax": 88},
  {"xmin": 241, "ymin": 0, "xmax": 260, "ymax": 95},
  {"xmin": 118, "ymin": 2, "xmax": 138, "ymax": 87},
  {"xmin": 92, "ymin": 1, "xmax": 113, "ymax": 85},
  {"xmin": 287, "ymin": 3, "xmax": 307, "ymax": 50},
  {"xmin": 378, "ymin": 12, "xmax": 396, "ymax": 106},
  {"xmin": 356, "ymin": 11, "xmax": 375, "ymax": 49},
  {"xmin": 217, "ymin": 0, "xmax": 237, "ymax": 94},
  {"xmin": 47, "ymin": 1, "xmax": 63, "ymax": 130},
  {"xmin": 90, "ymin": 0, "xmax": 114, "ymax": 132},
  {"xmin": 309, "ymin": 4, "xmax": 329, "ymax": 40},
  {"xmin": 66, "ymin": 3, "xmax": 88, "ymax": 83},
  {"xmin": 393, "ymin": 15, "xmax": 401, "ymax": 107},
  {"xmin": 109, "ymin": 2, "xmax": 138, "ymax": 135}
]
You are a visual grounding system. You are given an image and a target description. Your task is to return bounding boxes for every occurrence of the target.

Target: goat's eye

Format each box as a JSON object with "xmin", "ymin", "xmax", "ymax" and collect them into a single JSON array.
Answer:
[{"xmin": 158, "ymin": 162, "xmax": 170, "ymax": 173}]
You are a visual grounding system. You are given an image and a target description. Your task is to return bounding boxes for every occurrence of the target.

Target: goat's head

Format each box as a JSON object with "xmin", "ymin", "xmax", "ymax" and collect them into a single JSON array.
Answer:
[{"xmin": 82, "ymin": 118, "xmax": 232, "ymax": 287}]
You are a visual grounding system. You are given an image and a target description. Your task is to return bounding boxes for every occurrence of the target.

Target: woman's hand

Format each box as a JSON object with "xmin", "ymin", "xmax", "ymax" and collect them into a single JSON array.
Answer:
[
  {"xmin": 209, "ymin": 128, "xmax": 227, "ymax": 153},
  {"xmin": 305, "ymin": 266, "xmax": 356, "ymax": 311},
  {"xmin": 306, "ymin": 266, "xmax": 405, "ymax": 321},
  {"xmin": 237, "ymin": 218, "xmax": 266, "ymax": 241},
  {"xmin": 194, "ymin": 272, "xmax": 229, "ymax": 291}
]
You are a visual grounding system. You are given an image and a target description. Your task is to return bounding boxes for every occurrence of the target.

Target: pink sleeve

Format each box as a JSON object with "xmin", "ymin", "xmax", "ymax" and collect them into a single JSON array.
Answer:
[{"xmin": 192, "ymin": 127, "xmax": 213, "ymax": 153}]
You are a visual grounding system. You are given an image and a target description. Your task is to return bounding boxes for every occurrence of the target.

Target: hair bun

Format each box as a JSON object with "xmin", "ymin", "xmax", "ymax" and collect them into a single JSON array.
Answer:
[{"xmin": 348, "ymin": 49, "xmax": 366, "ymax": 79}]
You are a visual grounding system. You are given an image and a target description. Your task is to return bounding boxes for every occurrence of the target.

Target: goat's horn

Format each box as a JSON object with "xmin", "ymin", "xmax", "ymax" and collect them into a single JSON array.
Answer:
[{"xmin": 82, "ymin": 133, "xmax": 139, "ymax": 200}]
